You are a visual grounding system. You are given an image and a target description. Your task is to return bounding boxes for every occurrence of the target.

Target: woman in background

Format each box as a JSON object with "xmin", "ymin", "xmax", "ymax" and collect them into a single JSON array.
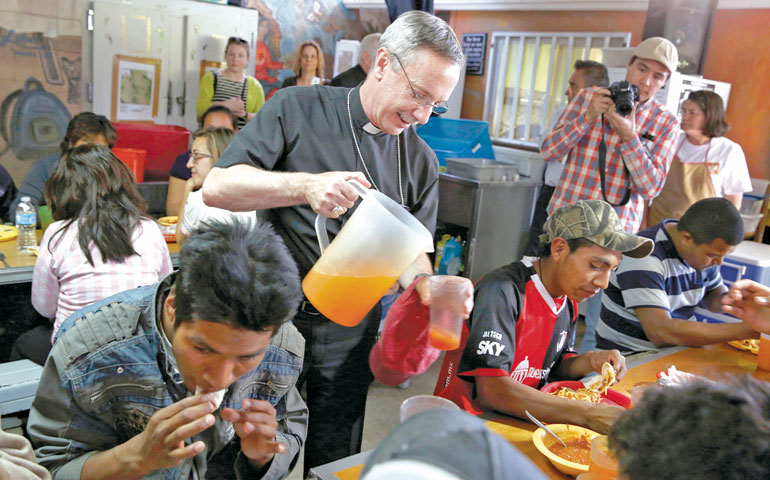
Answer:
[
  {"xmin": 281, "ymin": 40, "xmax": 325, "ymax": 88},
  {"xmin": 176, "ymin": 127, "xmax": 258, "ymax": 245},
  {"xmin": 32, "ymin": 145, "xmax": 172, "ymax": 343},
  {"xmin": 648, "ymin": 90, "xmax": 752, "ymax": 225},
  {"xmin": 196, "ymin": 36, "xmax": 265, "ymax": 129}
]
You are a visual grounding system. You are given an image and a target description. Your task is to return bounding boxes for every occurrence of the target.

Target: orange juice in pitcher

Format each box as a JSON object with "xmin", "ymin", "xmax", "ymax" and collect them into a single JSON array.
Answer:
[
  {"xmin": 303, "ymin": 180, "xmax": 434, "ymax": 327},
  {"xmin": 303, "ymin": 271, "xmax": 398, "ymax": 327}
]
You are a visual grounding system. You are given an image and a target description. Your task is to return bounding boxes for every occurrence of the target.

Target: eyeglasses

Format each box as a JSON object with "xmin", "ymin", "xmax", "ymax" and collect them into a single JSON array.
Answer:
[
  {"xmin": 391, "ymin": 53, "xmax": 449, "ymax": 115},
  {"xmin": 190, "ymin": 150, "xmax": 213, "ymax": 162}
]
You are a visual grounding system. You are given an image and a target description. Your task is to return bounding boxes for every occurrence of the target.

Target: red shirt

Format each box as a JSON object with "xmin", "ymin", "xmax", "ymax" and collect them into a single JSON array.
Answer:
[{"xmin": 434, "ymin": 259, "xmax": 577, "ymax": 415}]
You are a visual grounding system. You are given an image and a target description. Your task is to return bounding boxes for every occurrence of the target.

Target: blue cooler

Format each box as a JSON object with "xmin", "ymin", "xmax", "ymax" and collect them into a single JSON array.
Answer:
[
  {"xmin": 694, "ymin": 241, "xmax": 770, "ymax": 323},
  {"xmin": 416, "ymin": 118, "xmax": 495, "ymax": 170}
]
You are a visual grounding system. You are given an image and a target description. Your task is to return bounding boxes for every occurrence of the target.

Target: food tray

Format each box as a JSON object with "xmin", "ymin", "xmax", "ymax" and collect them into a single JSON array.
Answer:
[{"xmin": 445, "ymin": 158, "xmax": 520, "ymax": 182}]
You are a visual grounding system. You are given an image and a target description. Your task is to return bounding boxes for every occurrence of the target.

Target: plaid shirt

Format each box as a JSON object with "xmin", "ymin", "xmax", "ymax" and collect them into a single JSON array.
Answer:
[
  {"xmin": 32, "ymin": 217, "xmax": 172, "ymax": 342},
  {"xmin": 541, "ymin": 86, "xmax": 679, "ymax": 233}
]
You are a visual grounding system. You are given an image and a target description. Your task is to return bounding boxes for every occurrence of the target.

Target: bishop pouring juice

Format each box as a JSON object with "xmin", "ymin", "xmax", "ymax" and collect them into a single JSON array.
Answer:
[{"xmin": 201, "ymin": 11, "xmax": 473, "ymax": 473}]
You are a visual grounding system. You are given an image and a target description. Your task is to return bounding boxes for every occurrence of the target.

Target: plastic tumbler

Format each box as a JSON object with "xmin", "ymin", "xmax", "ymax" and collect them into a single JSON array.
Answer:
[
  {"xmin": 399, "ymin": 394, "xmax": 459, "ymax": 423},
  {"xmin": 758, "ymin": 333, "xmax": 770, "ymax": 371},
  {"xmin": 428, "ymin": 276, "xmax": 467, "ymax": 350},
  {"xmin": 587, "ymin": 435, "xmax": 618, "ymax": 479}
]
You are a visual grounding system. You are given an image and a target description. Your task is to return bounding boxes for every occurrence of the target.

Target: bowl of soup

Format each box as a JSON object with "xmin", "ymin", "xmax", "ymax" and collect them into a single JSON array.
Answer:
[{"xmin": 532, "ymin": 424, "xmax": 599, "ymax": 476}]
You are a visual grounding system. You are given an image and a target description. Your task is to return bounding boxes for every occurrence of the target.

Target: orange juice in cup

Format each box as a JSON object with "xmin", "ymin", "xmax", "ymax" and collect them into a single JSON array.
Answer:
[
  {"xmin": 428, "ymin": 276, "xmax": 467, "ymax": 350},
  {"xmin": 758, "ymin": 333, "xmax": 770, "ymax": 371}
]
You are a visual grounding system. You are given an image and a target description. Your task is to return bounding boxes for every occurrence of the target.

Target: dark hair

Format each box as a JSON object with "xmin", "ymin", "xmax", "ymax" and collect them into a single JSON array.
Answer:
[
  {"xmin": 292, "ymin": 40, "xmax": 324, "ymax": 77},
  {"xmin": 225, "ymin": 36, "xmax": 249, "ymax": 58},
  {"xmin": 200, "ymin": 105, "xmax": 237, "ymax": 130},
  {"xmin": 538, "ymin": 237, "xmax": 596, "ymax": 257},
  {"xmin": 191, "ymin": 127, "xmax": 235, "ymax": 162},
  {"xmin": 60, "ymin": 112, "xmax": 118, "ymax": 154},
  {"xmin": 609, "ymin": 376, "xmax": 770, "ymax": 480},
  {"xmin": 44, "ymin": 144, "xmax": 148, "ymax": 266},
  {"xmin": 627, "ymin": 55, "xmax": 672, "ymax": 82},
  {"xmin": 686, "ymin": 90, "xmax": 730, "ymax": 137},
  {"xmin": 574, "ymin": 60, "xmax": 609, "ymax": 87},
  {"xmin": 174, "ymin": 220, "xmax": 301, "ymax": 332},
  {"xmin": 678, "ymin": 197, "xmax": 743, "ymax": 246}
]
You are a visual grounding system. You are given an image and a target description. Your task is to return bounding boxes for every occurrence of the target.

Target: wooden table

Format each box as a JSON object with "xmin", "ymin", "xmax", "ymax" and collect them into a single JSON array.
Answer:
[
  {"xmin": 483, "ymin": 343, "xmax": 770, "ymax": 479},
  {"xmin": 0, "ymin": 229, "xmax": 179, "ymax": 285},
  {"xmin": 311, "ymin": 344, "xmax": 768, "ymax": 480}
]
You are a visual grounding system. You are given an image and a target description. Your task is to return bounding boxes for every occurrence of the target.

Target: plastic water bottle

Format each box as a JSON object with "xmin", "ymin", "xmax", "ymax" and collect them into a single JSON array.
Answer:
[{"xmin": 15, "ymin": 196, "xmax": 37, "ymax": 254}]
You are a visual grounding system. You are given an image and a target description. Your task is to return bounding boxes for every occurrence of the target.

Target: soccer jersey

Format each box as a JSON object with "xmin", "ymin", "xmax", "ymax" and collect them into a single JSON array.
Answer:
[
  {"xmin": 596, "ymin": 220, "xmax": 724, "ymax": 353},
  {"xmin": 434, "ymin": 259, "xmax": 578, "ymax": 415}
]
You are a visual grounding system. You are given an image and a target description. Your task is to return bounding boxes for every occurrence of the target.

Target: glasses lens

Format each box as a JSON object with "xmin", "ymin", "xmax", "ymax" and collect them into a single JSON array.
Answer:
[{"xmin": 432, "ymin": 103, "xmax": 449, "ymax": 115}]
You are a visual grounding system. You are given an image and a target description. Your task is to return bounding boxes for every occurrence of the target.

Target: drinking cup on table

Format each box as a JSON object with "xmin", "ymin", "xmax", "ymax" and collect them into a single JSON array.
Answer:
[
  {"xmin": 399, "ymin": 394, "xmax": 459, "ymax": 423},
  {"xmin": 758, "ymin": 333, "xmax": 770, "ymax": 371},
  {"xmin": 428, "ymin": 276, "xmax": 468, "ymax": 351},
  {"xmin": 39, "ymin": 206, "xmax": 53, "ymax": 232}
]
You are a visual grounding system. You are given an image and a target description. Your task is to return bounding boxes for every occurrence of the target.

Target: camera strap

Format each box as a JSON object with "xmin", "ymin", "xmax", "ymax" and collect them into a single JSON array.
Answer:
[{"xmin": 598, "ymin": 114, "xmax": 631, "ymax": 207}]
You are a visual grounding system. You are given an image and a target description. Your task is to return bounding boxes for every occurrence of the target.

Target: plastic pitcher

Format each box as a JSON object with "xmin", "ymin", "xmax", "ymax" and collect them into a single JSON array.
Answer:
[{"xmin": 302, "ymin": 181, "xmax": 434, "ymax": 327}]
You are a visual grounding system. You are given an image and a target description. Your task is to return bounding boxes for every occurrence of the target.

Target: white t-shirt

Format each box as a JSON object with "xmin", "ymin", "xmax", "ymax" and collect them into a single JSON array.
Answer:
[
  {"xmin": 180, "ymin": 190, "xmax": 259, "ymax": 236},
  {"xmin": 677, "ymin": 134, "xmax": 752, "ymax": 196}
]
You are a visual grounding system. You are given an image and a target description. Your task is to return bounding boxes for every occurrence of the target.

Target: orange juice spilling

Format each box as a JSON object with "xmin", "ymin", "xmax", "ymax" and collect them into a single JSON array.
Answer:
[
  {"xmin": 758, "ymin": 333, "xmax": 770, "ymax": 371},
  {"xmin": 302, "ymin": 270, "xmax": 398, "ymax": 327},
  {"xmin": 429, "ymin": 325, "xmax": 461, "ymax": 350}
]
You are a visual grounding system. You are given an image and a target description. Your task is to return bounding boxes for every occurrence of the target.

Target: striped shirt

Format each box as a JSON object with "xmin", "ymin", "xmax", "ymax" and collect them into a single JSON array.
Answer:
[
  {"xmin": 595, "ymin": 220, "xmax": 723, "ymax": 353},
  {"xmin": 31, "ymin": 217, "xmax": 173, "ymax": 342},
  {"xmin": 212, "ymin": 74, "xmax": 248, "ymax": 128},
  {"xmin": 542, "ymin": 86, "xmax": 679, "ymax": 233}
]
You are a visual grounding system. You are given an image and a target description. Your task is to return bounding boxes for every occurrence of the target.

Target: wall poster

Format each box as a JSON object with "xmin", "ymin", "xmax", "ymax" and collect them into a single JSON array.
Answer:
[{"xmin": 111, "ymin": 54, "xmax": 161, "ymax": 122}]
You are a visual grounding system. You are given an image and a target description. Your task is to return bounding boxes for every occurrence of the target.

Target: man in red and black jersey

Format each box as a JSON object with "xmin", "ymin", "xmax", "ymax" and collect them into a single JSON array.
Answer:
[{"xmin": 435, "ymin": 200, "xmax": 654, "ymax": 434}]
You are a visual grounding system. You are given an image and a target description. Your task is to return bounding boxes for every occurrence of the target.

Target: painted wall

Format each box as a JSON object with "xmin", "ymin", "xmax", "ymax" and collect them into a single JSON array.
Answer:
[
  {"xmin": 448, "ymin": 8, "xmax": 770, "ymax": 180},
  {"xmin": 0, "ymin": 0, "xmax": 389, "ymax": 186},
  {"xmin": 0, "ymin": 1, "xmax": 85, "ymax": 188},
  {"xmin": 247, "ymin": 0, "xmax": 388, "ymax": 100}
]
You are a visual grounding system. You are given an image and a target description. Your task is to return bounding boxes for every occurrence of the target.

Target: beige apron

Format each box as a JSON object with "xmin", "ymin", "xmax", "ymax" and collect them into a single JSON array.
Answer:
[{"xmin": 648, "ymin": 139, "xmax": 717, "ymax": 226}]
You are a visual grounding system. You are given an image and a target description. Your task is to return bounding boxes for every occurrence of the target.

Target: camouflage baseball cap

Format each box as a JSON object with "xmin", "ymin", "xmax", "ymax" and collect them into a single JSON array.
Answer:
[{"xmin": 539, "ymin": 200, "xmax": 653, "ymax": 258}]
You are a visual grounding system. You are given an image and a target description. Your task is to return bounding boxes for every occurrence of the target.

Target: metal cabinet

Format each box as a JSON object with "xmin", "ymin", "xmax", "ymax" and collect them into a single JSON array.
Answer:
[{"xmin": 437, "ymin": 173, "xmax": 538, "ymax": 281}]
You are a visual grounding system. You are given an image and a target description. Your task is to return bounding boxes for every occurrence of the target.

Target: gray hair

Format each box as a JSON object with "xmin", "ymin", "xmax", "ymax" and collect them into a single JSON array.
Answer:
[
  {"xmin": 378, "ymin": 11, "xmax": 464, "ymax": 70},
  {"xmin": 358, "ymin": 33, "xmax": 382, "ymax": 65}
]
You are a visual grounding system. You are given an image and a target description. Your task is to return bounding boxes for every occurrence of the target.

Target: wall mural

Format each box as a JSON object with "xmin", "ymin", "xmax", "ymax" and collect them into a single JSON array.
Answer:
[
  {"xmin": 0, "ymin": 26, "xmax": 81, "ymax": 184},
  {"xmin": 248, "ymin": 0, "xmax": 389, "ymax": 99}
]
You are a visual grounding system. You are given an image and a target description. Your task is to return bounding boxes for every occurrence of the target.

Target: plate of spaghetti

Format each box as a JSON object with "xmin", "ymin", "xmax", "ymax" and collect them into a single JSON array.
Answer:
[{"xmin": 541, "ymin": 364, "xmax": 631, "ymax": 409}]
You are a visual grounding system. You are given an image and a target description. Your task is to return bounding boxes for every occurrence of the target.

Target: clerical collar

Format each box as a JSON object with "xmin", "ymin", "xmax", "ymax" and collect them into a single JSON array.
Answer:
[{"xmin": 349, "ymin": 86, "xmax": 382, "ymax": 134}]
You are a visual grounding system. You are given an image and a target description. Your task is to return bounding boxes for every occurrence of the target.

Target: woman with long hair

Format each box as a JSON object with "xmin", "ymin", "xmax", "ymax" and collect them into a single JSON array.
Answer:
[
  {"xmin": 648, "ymin": 90, "xmax": 752, "ymax": 225},
  {"xmin": 196, "ymin": 36, "xmax": 265, "ymax": 129},
  {"xmin": 32, "ymin": 145, "xmax": 172, "ymax": 342},
  {"xmin": 176, "ymin": 127, "xmax": 258, "ymax": 245},
  {"xmin": 281, "ymin": 40, "xmax": 325, "ymax": 88}
]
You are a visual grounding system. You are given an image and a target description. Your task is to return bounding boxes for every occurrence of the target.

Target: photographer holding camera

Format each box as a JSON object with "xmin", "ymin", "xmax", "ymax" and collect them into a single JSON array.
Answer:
[{"xmin": 541, "ymin": 37, "xmax": 680, "ymax": 353}]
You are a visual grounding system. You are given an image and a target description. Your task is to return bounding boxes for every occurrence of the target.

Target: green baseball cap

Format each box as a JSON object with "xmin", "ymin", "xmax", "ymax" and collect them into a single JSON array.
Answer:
[{"xmin": 539, "ymin": 200, "xmax": 653, "ymax": 258}]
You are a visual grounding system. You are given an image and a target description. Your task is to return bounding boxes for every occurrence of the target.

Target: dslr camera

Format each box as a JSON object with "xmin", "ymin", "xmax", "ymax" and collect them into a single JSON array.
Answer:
[{"xmin": 607, "ymin": 81, "xmax": 640, "ymax": 116}]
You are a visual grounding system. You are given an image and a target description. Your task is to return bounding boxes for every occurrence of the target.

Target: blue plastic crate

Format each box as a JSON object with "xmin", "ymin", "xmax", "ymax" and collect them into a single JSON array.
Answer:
[{"xmin": 416, "ymin": 117, "xmax": 495, "ymax": 169}]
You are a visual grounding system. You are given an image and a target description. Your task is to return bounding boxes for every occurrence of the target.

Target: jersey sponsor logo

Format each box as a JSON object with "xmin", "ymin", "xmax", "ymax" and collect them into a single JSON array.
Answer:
[
  {"xmin": 482, "ymin": 330, "xmax": 502, "ymax": 340},
  {"xmin": 556, "ymin": 330, "xmax": 568, "ymax": 351},
  {"xmin": 477, "ymin": 340, "xmax": 506, "ymax": 356},
  {"xmin": 510, "ymin": 356, "xmax": 550, "ymax": 384}
]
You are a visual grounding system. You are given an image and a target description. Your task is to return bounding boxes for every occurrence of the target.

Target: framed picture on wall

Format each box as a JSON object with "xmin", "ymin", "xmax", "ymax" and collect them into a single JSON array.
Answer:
[
  {"xmin": 111, "ymin": 54, "xmax": 161, "ymax": 122},
  {"xmin": 200, "ymin": 59, "xmax": 226, "ymax": 79}
]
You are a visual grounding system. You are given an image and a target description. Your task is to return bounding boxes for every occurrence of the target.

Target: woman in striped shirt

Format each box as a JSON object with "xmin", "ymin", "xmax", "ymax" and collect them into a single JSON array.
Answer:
[{"xmin": 196, "ymin": 36, "xmax": 265, "ymax": 129}]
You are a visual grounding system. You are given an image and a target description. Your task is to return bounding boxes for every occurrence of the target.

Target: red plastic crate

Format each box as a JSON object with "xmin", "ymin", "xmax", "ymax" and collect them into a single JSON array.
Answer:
[{"xmin": 113, "ymin": 123, "xmax": 190, "ymax": 182}]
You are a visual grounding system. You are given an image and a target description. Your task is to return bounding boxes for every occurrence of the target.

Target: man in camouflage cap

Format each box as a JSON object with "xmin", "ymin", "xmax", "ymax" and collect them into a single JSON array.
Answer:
[{"xmin": 435, "ymin": 200, "xmax": 652, "ymax": 434}]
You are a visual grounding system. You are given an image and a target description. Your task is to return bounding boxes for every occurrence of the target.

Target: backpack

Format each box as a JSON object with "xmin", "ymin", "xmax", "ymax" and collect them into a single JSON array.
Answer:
[{"xmin": 0, "ymin": 77, "xmax": 71, "ymax": 159}]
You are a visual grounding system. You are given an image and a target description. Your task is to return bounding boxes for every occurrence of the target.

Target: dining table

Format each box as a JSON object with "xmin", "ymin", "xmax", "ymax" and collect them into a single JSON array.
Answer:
[
  {"xmin": 0, "ymin": 228, "xmax": 179, "ymax": 285},
  {"xmin": 308, "ymin": 342, "xmax": 770, "ymax": 480}
]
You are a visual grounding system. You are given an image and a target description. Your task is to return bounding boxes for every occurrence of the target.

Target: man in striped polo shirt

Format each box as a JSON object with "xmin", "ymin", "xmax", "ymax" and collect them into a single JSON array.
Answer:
[{"xmin": 596, "ymin": 197, "xmax": 760, "ymax": 354}]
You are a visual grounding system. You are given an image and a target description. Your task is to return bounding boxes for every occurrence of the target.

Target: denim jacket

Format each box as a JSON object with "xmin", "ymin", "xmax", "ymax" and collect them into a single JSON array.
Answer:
[{"xmin": 28, "ymin": 274, "xmax": 307, "ymax": 480}]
